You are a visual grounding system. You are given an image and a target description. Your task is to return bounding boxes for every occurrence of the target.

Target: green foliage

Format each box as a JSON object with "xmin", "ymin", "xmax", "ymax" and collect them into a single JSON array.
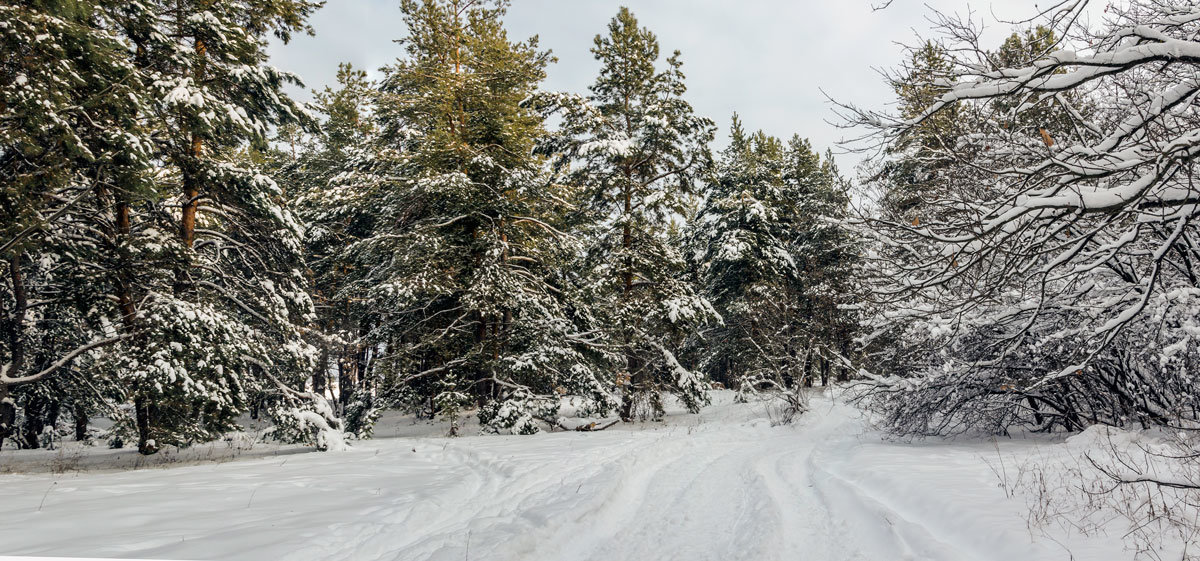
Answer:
[
  {"xmin": 880, "ymin": 42, "xmax": 963, "ymax": 218},
  {"xmin": 266, "ymin": 388, "xmax": 346, "ymax": 451},
  {"xmin": 292, "ymin": 0, "xmax": 619, "ymax": 435},
  {"xmin": 547, "ymin": 7, "xmax": 718, "ymax": 421},
  {"xmin": 2, "ymin": 0, "xmax": 877, "ymax": 449},
  {"xmin": 693, "ymin": 118, "xmax": 857, "ymax": 391},
  {"xmin": 991, "ymin": 27, "xmax": 1081, "ymax": 143},
  {"xmin": 1, "ymin": 0, "xmax": 325, "ymax": 453}
]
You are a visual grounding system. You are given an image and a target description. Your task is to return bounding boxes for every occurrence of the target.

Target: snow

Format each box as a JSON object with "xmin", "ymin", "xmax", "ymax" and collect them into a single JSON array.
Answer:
[
  {"xmin": 577, "ymin": 137, "xmax": 634, "ymax": 158},
  {"xmin": 0, "ymin": 391, "xmax": 1143, "ymax": 560}
]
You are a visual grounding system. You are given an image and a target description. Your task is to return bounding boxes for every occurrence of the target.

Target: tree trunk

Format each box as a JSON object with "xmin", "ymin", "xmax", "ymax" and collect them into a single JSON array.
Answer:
[
  {"xmin": 338, "ymin": 351, "xmax": 353, "ymax": 412},
  {"xmin": 0, "ymin": 383, "xmax": 13, "ymax": 449},
  {"xmin": 355, "ymin": 336, "xmax": 371, "ymax": 398},
  {"xmin": 21, "ymin": 396, "xmax": 46, "ymax": 449},
  {"xmin": 115, "ymin": 197, "xmax": 137, "ymax": 323},
  {"xmin": 3, "ymin": 254, "xmax": 26, "ymax": 448},
  {"xmin": 8, "ymin": 253, "xmax": 27, "ymax": 378},
  {"xmin": 802, "ymin": 352, "xmax": 814, "ymax": 388},
  {"xmin": 109, "ymin": 192, "xmax": 156, "ymax": 453},
  {"xmin": 618, "ymin": 179, "xmax": 642, "ymax": 421},
  {"xmin": 313, "ymin": 349, "xmax": 328, "ymax": 400},
  {"xmin": 181, "ymin": 140, "xmax": 200, "ymax": 250},
  {"xmin": 177, "ymin": 141, "xmax": 200, "ymax": 292},
  {"xmin": 74, "ymin": 402, "xmax": 88, "ymax": 441},
  {"xmin": 620, "ymin": 391, "xmax": 634, "ymax": 422},
  {"xmin": 622, "ymin": 184, "xmax": 633, "ymax": 292},
  {"xmin": 135, "ymin": 396, "xmax": 156, "ymax": 454},
  {"xmin": 46, "ymin": 400, "xmax": 60, "ymax": 431},
  {"xmin": 177, "ymin": 25, "xmax": 207, "ymax": 289},
  {"xmin": 1027, "ymin": 396, "xmax": 1044, "ymax": 426}
]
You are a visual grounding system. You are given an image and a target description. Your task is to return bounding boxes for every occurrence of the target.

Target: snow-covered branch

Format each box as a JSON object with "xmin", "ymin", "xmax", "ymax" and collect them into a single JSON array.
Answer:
[{"xmin": 1, "ymin": 334, "xmax": 132, "ymax": 386}]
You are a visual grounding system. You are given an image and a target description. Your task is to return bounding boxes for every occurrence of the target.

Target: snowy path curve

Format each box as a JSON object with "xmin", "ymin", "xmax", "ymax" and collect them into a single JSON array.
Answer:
[{"xmin": 0, "ymin": 394, "xmax": 1123, "ymax": 561}]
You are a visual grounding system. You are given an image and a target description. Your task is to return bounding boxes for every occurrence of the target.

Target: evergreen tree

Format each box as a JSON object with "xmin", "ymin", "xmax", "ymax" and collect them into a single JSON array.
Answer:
[
  {"xmin": 875, "ymin": 41, "xmax": 964, "ymax": 220},
  {"xmin": 693, "ymin": 118, "xmax": 855, "ymax": 400},
  {"xmin": 0, "ymin": 0, "xmax": 151, "ymax": 448},
  {"xmin": 276, "ymin": 63, "xmax": 381, "ymax": 435},
  {"xmin": 343, "ymin": 0, "xmax": 614, "ymax": 435},
  {"xmin": 781, "ymin": 139, "xmax": 858, "ymax": 385},
  {"xmin": 991, "ymin": 27, "xmax": 1082, "ymax": 147},
  {"xmin": 107, "ymin": 0, "xmax": 325, "ymax": 453},
  {"xmin": 548, "ymin": 7, "xmax": 718, "ymax": 421},
  {"xmin": 694, "ymin": 119, "xmax": 792, "ymax": 388}
]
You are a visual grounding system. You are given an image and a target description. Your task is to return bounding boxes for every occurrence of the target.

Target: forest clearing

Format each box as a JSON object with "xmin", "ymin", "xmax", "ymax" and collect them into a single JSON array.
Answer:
[{"xmin": 4, "ymin": 0, "xmax": 1200, "ymax": 559}]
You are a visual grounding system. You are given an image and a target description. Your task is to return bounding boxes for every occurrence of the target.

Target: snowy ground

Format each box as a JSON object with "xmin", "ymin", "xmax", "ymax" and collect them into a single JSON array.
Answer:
[{"xmin": 0, "ymin": 391, "xmax": 1145, "ymax": 560}]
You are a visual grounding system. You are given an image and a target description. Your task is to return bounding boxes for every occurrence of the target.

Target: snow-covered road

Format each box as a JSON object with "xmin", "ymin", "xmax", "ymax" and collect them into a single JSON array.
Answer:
[{"xmin": 0, "ymin": 393, "xmax": 1128, "ymax": 560}]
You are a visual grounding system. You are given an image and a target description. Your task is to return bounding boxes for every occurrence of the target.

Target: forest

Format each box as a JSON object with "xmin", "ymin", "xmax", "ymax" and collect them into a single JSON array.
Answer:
[
  {"xmin": 3, "ymin": 0, "xmax": 1200, "ymax": 558},
  {"xmin": 0, "ymin": 0, "xmax": 860, "ymax": 452}
]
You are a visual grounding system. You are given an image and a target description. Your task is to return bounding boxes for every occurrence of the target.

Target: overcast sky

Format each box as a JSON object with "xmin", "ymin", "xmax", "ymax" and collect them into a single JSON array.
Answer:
[{"xmin": 266, "ymin": 0, "xmax": 1044, "ymax": 171}]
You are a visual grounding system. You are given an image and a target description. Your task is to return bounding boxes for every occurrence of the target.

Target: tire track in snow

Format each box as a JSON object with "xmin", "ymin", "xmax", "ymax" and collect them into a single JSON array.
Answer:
[
  {"xmin": 493, "ymin": 413, "xmax": 873, "ymax": 561},
  {"xmin": 801, "ymin": 404, "xmax": 1008, "ymax": 561},
  {"xmin": 1, "ymin": 395, "xmax": 1071, "ymax": 561},
  {"xmin": 310, "ymin": 435, "xmax": 647, "ymax": 561},
  {"xmin": 572, "ymin": 435, "xmax": 777, "ymax": 561}
]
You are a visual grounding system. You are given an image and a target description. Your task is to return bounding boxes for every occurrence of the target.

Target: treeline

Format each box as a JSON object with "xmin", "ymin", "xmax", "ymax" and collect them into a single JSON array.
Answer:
[{"xmin": 0, "ymin": 0, "xmax": 854, "ymax": 451}]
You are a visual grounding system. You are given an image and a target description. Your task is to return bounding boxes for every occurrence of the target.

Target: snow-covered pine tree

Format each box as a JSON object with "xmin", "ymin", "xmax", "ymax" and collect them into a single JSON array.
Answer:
[
  {"xmin": 694, "ymin": 119, "xmax": 796, "ymax": 390},
  {"xmin": 108, "ymin": 0, "xmax": 326, "ymax": 453},
  {"xmin": 546, "ymin": 7, "xmax": 718, "ymax": 421},
  {"xmin": 781, "ymin": 139, "xmax": 858, "ymax": 386},
  {"xmin": 342, "ymin": 0, "xmax": 615, "ymax": 435},
  {"xmin": 0, "ymin": 0, "xmax": 153, "ymax": 448},
  {"xmin": 692, "ymin": 118, "xmax": 856, "ymax": 406},
  {"xmin": 274, "ymin": 62, "xmax": 383, "ymax": 436}
]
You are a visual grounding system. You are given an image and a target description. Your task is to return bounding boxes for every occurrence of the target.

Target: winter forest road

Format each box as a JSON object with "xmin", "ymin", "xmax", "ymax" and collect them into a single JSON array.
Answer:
[{"xmin": 0, "ymin": 393, "xmax": 1115, "ymax": 561}]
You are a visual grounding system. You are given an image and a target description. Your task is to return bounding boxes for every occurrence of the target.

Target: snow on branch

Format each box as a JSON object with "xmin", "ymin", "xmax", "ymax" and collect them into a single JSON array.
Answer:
[
  {"xmin": 847, "ymin": 0, "xmax": 1200, "ymax": 437},
  {"xmin": 1, "ymin": 334, "xmax": 133, "ymax": 386}
]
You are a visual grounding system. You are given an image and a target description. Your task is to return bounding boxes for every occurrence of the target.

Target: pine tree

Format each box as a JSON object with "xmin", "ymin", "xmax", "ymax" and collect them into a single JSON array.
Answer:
[
  {"xmin": 991, "ymin": 27, "xmax": 1083, "ymax": 148},
  {"xmin": 878, "ymin": 41, "xmax": 963, "ymax": 219},
  {"xmin": 782, "ymin": 139, "xmax": 857, "ymax": 386},
  {"xmin": 549, "ymin": 7, "xmax": 718, "ymax": 421},
  {"xmin": 276, "ymin": 62, "xmax": 381, "ymax": 435},
  {"xmin": 693, "ymin": 118, "xmax": 855, "ymax": 401},
  {"xmin": 343, "ymin": 0, "xmax": 614, "ymax": 435},
  {"xmin": 695, "ymin": 120, "xmax": 790, "ymax": 389},
  {"xmin": 107, "ymin": 0, "xmax": 325, "ymax": 453},
  {"xmin": 0, "ymin": 0, "xmax": 152, "ymax": 448}
]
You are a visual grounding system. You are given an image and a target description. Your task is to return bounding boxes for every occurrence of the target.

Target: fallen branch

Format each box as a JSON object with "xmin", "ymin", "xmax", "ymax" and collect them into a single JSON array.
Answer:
[{"xmin": 558, "ymin": 419, "xmax": 621, "ymax": 432}]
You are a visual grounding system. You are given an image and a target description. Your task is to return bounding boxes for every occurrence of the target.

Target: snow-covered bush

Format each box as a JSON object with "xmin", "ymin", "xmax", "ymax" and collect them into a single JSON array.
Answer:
[
  {"xmin": 737, "ymin": 370, "xmax": 810, "ymax": 426},
  {"xmin": 434, "ymin": 376, "xmax": 472, "ymax": 437},
  {"xmin": 478, "ymin": 388, "xmax": 559, "ymax": 435},
  {"xmin": 341, "ymin": 391, "xmax": 387, "ymax": 439},
  {"xmin": 267, "ymin": 394, "xmax": 348, "ymax": 452}
]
